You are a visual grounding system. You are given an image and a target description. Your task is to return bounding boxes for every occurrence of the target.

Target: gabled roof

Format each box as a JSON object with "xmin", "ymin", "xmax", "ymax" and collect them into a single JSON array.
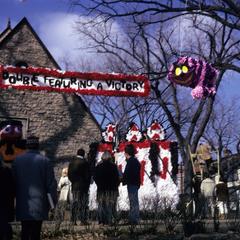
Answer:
[
  {"xmin": 0, "ymin": 22, "xmax": 11, "ymax": 42},
  {"xmin": 0, "ymin": 17, "xmax": 101, "ymax": 131},
  {"xmin": 0, "ymin": 17, "xmax": 60, "ymax": 69}
]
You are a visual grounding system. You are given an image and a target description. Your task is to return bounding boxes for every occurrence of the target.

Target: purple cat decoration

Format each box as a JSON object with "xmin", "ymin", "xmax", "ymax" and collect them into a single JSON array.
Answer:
[{"xmin": 168, "ymin": 56, "xmax": 218, "ymax": 99}]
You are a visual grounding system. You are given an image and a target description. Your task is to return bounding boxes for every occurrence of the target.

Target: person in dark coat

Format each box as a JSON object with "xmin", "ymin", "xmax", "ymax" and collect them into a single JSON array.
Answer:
[
  {"xmin": 68, "ymin": 148, "xmax": 91, "ymax": 225},
  {"xmin": 0, "ymin": 160, "xmax": 15, "ymax": 240},
  {"xmin": 122, "ymin": 144, "xmax": 141, "ymax": 224},
  {"xmin": 94, "ymin": 151, "xmax": 120, "ymax": 224},
  {"xmin": 13, "ymin": 136, "xmax": 57, "ymax": 240}
]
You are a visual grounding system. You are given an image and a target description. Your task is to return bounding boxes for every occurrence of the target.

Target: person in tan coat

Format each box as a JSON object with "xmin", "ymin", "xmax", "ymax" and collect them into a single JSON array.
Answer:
[{"xmin": 196, "ymin": 143, "xmax": 212, "ymax": 170}]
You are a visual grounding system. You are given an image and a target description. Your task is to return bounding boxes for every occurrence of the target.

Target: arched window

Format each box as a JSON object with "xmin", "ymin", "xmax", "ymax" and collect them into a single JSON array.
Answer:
[{"xmin": 15, "ymin": 61, "xmax": 28, "ymax": 68}]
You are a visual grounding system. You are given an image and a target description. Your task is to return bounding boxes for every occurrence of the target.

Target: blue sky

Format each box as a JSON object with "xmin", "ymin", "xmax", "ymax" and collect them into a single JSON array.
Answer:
[
  {"xmin": 0, "ymin": 0, "xmax": 98, "ymax": 69},
  {"xmin": 0, "ymin": 0, "xmax": 239, "ymax": 100},
  {"xmin": 0, "ymin": 0, "xmax": 69, "ymax": 25}
]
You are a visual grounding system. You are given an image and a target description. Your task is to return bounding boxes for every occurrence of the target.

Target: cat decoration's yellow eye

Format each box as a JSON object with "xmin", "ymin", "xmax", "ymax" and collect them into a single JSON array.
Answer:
[
  {"xmin": 182, "ymin": 65, "xmax": 189, "ymax": 73},
  {"xmin": 175, "ymin": 67, "xmax": 182, "ymax": 76}
]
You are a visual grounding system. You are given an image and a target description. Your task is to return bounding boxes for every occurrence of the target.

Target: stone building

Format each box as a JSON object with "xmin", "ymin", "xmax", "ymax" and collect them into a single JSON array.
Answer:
[{"xmin": 0, "ymin": 17, "xmax": 101, "ymax": 164}]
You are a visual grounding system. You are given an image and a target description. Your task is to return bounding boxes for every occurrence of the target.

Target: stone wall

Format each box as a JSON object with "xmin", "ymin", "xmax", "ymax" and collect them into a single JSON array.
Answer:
[
  {"xmin": 0, "ymin": 21, "xmax": 57, "ymax": 68},
  {"xmin": 0, "ymin": 18, "xmax": 102, "ymax": 165}
]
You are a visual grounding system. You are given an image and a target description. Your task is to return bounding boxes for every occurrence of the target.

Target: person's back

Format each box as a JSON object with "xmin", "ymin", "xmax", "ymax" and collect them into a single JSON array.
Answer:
[
  {"xmin": 15, "ymin": 150, "xmax": 57, "ymax": 220},
  {"xmin": 200, "ymin": 177, "xmax": 215, "ymax": 198},
  {"xmin": 13, "ymin": 136, "xmax": 57, "ymax": 240},
  {"xmin": 122, "ymin": 144, "xmax": 141, "ymax": 224},
  {"xmin": 94, "ymin": 160, "xmax": 119, "ymax": 193},
  {"xmin": 122, "ymin": 156, "xmax": 141, "ymax": 188},
  {"xmin": 200, "ymin": 176, "xmax": 216, "ymax": 218},
  {"xmin": 94, "ymin": 151, "xmax": 120, "ymax": 225},
  {"xmin": 68, "ymin": 155, "xmax": 91, "ymax": 193},
  {"xmin": 0, "ymin": 161, "xmax": 15, "ymax": 240},
  {"xmin": 68, "ymin": 148, "xmax": 90, "ymax": 224}
]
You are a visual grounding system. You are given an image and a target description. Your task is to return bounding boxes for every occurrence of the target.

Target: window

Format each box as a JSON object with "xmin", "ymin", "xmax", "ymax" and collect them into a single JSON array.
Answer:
[
  {"xmin": 0, "ymin": 117, "xmax": 28, "ymax": 138},
  {"xmin": 14, "ymin": 61, "xmax": 28, "ymax": 68}
]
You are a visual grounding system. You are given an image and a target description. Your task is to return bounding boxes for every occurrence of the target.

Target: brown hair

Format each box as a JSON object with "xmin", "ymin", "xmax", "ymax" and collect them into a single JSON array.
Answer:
[{"xmin": 124, "ymin": 144, "xmax": 135, "ymax": 157}]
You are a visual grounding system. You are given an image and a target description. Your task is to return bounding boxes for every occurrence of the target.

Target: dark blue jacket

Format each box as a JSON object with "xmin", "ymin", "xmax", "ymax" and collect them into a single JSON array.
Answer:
[
  {"xmin": 0, "ymin": 161, "xmax": 15, "ymax": 222},
  {"xmin": 122, "ymin": 156, "xmax": 141, "ymax": 188},
  {"xmin": 94, "ymin": 160, "xmax": 120, "ymax": 195},
  {"xmin": 13, "ymin": 150, "xmax": 57, "ymax": 221},
  {"xmin": 68, "ymin": 157, "xmax": 91, "ymax": 193}
]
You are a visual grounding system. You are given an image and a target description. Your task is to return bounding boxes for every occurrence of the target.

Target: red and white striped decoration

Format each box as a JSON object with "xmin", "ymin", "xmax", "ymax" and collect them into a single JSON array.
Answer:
[
  {"xmin": 89, "ymin": 139, "xmax": 179, "ymax": 210},
  {"xmin": 0, "ymin": 65, "xmax": 150, "ymax": 97}
]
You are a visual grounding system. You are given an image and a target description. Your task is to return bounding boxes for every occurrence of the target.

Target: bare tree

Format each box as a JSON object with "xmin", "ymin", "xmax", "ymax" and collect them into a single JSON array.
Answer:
[
  {"xmin": 203, "ymin": 97, "xmax": 240, "ymax": 157},
  {"xmin": 69, "ymin": 0, "xmax": 240, "ymax": 30},
  {"xmin": 69, "ymin": 0, "xmax": 240, "ymax": 73},
  {"xmin": 66, "ymin": 1, "xmax": 240, "ymax": 197},
  {"xmin": 82, "ymin": 94, "xmax": 171, "ymax": 138}
]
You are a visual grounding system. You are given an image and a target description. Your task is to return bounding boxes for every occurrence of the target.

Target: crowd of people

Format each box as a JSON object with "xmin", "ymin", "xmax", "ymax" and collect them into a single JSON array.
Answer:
[
  {"xmin": 64, "ymin": 143, "xmax": 141, "ymax": 226},
  {"xmin": 0, "ymin": 137, "xmax": 141, "ymax": 240},
  {"xmin": 192, "ymin": 143, "xmax": 231, "ymax": 219},
  {"xmin": 0, "ymin": 136, "xmax": 57, "ymax": 240}
]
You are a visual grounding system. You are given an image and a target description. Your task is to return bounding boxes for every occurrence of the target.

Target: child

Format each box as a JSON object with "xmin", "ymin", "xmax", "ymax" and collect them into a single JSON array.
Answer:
[{"xmin": 55, "ymin": 167, "xmax": 72, "ymax": 230}]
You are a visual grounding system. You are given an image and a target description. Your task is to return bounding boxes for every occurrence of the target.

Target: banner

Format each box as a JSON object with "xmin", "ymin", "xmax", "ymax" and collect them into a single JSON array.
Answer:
[{"xmin": 0, "ymin": 65, "xmax": 150, "ymax": 97}]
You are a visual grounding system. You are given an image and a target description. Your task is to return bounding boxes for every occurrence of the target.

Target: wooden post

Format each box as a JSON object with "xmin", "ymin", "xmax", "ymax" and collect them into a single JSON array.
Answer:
[
  {"xmin": 216, "ymin": 148, "xmax": 220, "ymax": 183},
  {"xmin": 180, "ymin": 162, "xmax": 184, "ymax": 194},
  {"xmin": 188, "ymin": 145, "xmax": 196, "ymax": 175}
]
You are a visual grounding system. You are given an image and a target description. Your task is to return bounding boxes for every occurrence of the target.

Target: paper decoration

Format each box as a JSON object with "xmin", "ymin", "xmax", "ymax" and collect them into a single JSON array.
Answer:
[
  {"xmin": 0, "ymin": 120, "xmax": 26, "ymax": 162},
  {"xmin": 168, "ymin": 56, "xmax": 218, "ymax": 99},
  {"xmin": 87, "ymin": 121, "xmax": 179, "ymax": 210},
  {"xmin": 0, "ymin": 65, "xmax": 150, "ymax": 97},
  {"xmin": 125, "ymin": 122, "xmax": 142, "ymax": 142},
  {"xmin": 89, "ymin": 139, "xmax": 178, "ymax": 210},
  {"xmin": 102, "ymin": 123, "xmax": 116, "ymax": 143},
  {"xmin": 147, "ymin": 120, "xmax": 165, "ymax": 140}
]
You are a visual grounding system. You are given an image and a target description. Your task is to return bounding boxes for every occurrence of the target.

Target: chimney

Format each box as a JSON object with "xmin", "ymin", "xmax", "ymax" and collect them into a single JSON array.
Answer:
[{"xmin": 7, "ymin": 18, "xmax": 11, "ymax": 29}]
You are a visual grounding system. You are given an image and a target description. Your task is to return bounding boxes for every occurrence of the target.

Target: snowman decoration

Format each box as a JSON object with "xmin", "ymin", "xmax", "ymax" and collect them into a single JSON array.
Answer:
[
  {"xmin": 147, "ymin": 120, "xmax": 165, "ymax": 141},
  {"xmin": 126, "ymin": 122, "xmax": 142, "ymax": 142},
  {"xmin": 102, "ymin": 123, "xmax": 116, "ymax": 143}
]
